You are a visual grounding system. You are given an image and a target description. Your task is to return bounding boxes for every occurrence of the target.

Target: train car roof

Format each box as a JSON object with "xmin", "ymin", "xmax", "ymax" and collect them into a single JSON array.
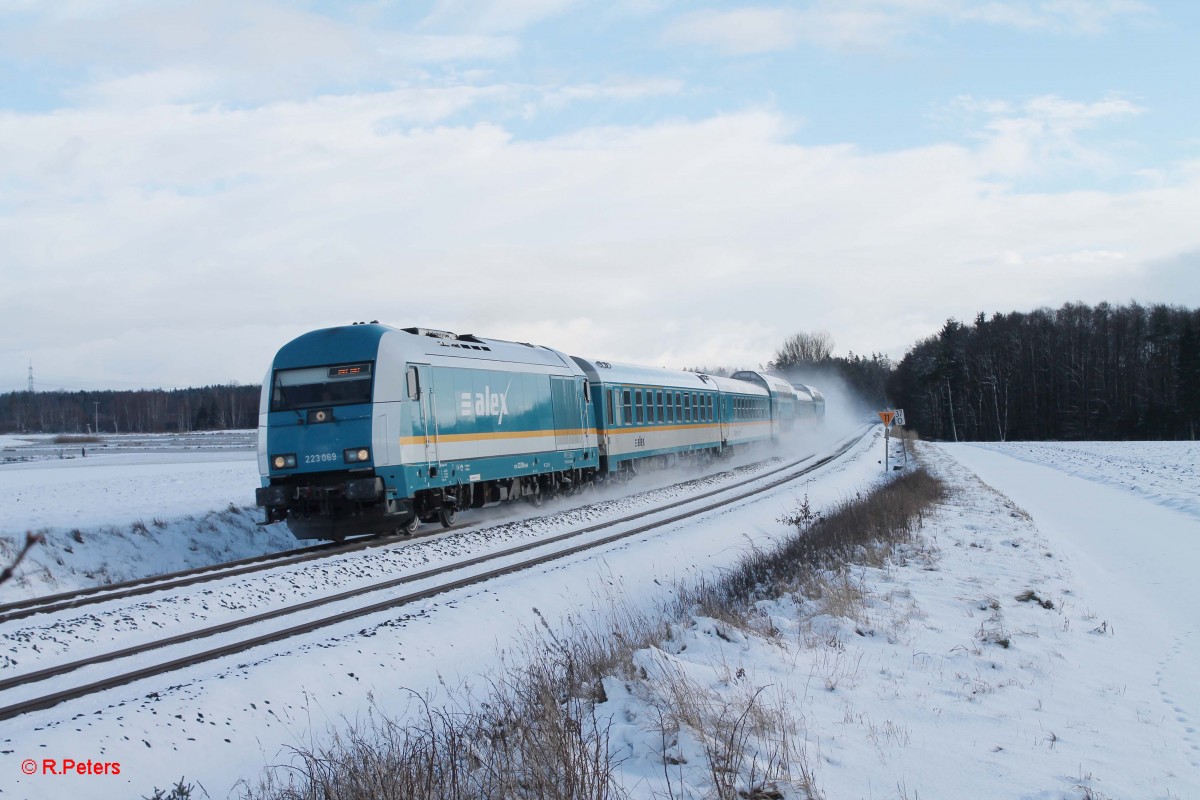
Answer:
[
  {"xmin": 730, "ymin": 370, "xmax": 796, "ymax": 396},
  {"xmin": 708, "ymin": 374, "xmax": 770, "ymax": 397},
  {"xmin": 793, "ymin": 382, "xmax": 825, "ymax": 401},
  {"xmin": 274, "ymin": 324, "xmax": 581, "ymax": 372},
  {"xmin": 571, "ymin": 357, "xmax": 768, "ymax": 395},
  {"xmin": 273, "ymin": 324, "xmax": 389, "ymax": 369}
]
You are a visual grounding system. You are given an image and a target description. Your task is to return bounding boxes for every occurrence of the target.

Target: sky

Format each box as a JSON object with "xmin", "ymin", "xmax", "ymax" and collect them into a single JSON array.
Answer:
[{"xmin": 1, "ymin": 0, "xmax": 1199, "ymax": 391}]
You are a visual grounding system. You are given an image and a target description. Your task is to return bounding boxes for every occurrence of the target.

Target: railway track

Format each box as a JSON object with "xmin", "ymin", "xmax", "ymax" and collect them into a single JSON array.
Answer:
[
  {"xmin": 0, "ymin": 446, "xmax": 798, "ymax": 624},
  {"xmin": 0, "ymin": 426, "xmax": 873, "ymax": 722},
  {"xmin": 0, "ymin": 537, "xmax": 357, "ymax": 624}
]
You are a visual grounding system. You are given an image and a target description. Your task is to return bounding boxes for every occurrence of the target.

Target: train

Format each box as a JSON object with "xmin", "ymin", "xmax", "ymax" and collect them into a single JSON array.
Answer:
[{"xmin": 255, "ymin": 324, "xmax": 825, "ymax": 540}]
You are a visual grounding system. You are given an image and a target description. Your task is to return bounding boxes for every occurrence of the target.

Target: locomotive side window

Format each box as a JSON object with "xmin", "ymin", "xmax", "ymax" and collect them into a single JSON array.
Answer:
[
  {"xmin": 606, "ymin": 388, "xmax": 614, "ymax": 425},
  {"xmin": 271, "ymin": 362, "xmax": 374, "ymax": 411},
  {"xmin": 406, "ymin": 366, "xmax": 420, "ymax": 400}
]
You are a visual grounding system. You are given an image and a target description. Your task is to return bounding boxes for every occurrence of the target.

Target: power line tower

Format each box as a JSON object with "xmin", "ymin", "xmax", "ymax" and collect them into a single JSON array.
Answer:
[{"xmin": 27, "ymin": 359, "xmax": 34, "ymax": 392}]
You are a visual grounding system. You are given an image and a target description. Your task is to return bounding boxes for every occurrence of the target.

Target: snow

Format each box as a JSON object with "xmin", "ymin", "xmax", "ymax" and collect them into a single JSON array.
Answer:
[
  {"xmin": 0, "ymin": 432, "xmax": 1196, "ymax": 799},
  {"xmin": 0, "ymin": 433, "xmax": 297, "ymax": 602},
  {"xmin": 964, "ymin": 440, "xmax": 1200, "ymax": 521}
]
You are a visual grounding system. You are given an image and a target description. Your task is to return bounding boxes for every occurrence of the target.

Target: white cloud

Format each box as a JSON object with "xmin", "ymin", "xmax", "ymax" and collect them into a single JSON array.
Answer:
[
  {"xmin": 2, "ymin": 93, "xmax": 1198, "ymax": 388},
  {"xmin": 664, "ymin": 8, "xmax": 808, "ymax": 55},
  {"xmin": 0, "ymin": 1, "xmax": 519, "ymax": 107},
  {"xmin": 663, "ymin": 1, "xmax": 1153, "ymax": 55},
  {"xmin": 963, "ymin": 0, "xmax": 1153, "ymax": 34},
  {"xmin": 948, "ymin": 93, "xmax": 1146, "ymax": 177},
  {"xmin": 420, "ymin": 0, "xmax": 581, "ymax": 33}
]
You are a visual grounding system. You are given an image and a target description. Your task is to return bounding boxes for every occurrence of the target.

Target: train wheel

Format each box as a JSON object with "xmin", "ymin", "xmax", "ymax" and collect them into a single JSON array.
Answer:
[
  {"xmin": 528, "ymin": 482, "xmax": 544, "ymax": 507},
  {"xmin": 402, "ymin": 514, "xmax": 419, "ymax": 535},
  {"xmin": 438, "ymin": 507, "xmax": 457, "ymax": 528}
]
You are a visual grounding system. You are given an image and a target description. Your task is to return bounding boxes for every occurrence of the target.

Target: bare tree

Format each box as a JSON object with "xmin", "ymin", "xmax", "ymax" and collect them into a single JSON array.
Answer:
[{"xmin": 770, "ymin": 331, "xmax": 834, "ymax": 370}]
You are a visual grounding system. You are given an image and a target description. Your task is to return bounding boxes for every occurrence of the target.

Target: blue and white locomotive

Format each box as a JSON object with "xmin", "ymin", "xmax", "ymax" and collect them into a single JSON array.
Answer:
[{"xmin": 256, "ymin": 324, "xmax": 822, "ymax": 540}]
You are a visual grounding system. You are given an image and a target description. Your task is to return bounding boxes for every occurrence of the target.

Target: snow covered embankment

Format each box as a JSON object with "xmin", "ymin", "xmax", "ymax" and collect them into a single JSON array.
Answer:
[{"xmin": 598, "ymin": 442, "xmax": 1195, "ymax": 799}]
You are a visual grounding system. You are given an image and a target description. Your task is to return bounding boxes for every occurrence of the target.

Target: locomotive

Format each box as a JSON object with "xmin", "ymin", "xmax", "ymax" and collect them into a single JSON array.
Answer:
[{"xmin": 255, "ymin": 324, "xmax": 823, "ymax": 540}]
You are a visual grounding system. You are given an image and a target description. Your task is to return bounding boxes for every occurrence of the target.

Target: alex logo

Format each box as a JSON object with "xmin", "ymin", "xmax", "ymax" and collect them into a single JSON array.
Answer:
[{"xmin": 460, "ymin": 385, "xmax": 510, "ymax": 425}]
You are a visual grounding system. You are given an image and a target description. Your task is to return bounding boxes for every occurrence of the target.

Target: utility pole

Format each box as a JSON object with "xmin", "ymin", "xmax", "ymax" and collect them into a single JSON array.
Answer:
[{"xmin": 94, "ymin": 401, "xmax": 100, "ymax": 435}]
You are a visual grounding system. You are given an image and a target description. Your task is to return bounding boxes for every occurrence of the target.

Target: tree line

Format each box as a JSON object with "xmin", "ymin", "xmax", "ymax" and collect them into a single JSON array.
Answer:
[
  {"xmin": 9, "ymin": 302, "xmax": 1198, "ymax": 441},
  {"xmin": 887, "ymin": 301, "xmax": 1200, "ymax": 441},
  {"xmin": 0, "ymin": 384, "xmax": 260, "ymax": 434}
]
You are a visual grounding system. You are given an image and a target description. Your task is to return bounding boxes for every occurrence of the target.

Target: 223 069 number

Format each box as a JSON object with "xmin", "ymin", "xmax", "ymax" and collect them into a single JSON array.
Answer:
[{"xmin": 304, "ymin": 452, "xmax": 338, "ymax": 464}]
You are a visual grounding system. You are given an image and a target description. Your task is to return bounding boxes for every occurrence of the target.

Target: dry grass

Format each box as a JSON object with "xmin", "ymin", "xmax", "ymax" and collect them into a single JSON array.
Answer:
[
  {"xmin": 681, "ymin": 467, "xmax": 945, "ymax": 620},
  {"xmin": 240, "ymin": 467, "xmax": 946, "ymax": 800},
  {"xmin": 647, "ymin": 667, "xmax": 812, "ymax": 800},
  {"xmin": 243, "ymin": 629, "xmax": 624, "ymax": 800}
]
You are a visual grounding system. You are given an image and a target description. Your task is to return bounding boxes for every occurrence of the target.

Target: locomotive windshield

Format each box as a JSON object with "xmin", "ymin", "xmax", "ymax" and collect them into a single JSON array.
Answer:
[{"xmin": 271, "ymin": 362, "xmax": 374, "ymax": 411}]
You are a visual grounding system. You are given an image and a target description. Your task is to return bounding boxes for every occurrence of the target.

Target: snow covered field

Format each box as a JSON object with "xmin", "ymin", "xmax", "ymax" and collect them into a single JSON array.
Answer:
[
  {"xmin": 0, "ymin": 432, "xmax": 297, "ymax": 602},
  {"xmin": 1, "ymin": 433, "xmax": 1197, "ymax": 799}
]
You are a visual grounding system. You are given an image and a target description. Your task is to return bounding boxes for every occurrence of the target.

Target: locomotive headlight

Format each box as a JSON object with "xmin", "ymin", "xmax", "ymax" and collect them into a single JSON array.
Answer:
[
  {"xmin": 272, "ymin": 453, "xmax": 297, "ymax": 469},
  {"xmin": 344, "ymin": 447, "xmax": 371, "ymax": 463}
]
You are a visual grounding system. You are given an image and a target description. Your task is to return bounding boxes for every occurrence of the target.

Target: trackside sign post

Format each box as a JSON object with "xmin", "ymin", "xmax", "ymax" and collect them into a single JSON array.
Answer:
[{"xmin": 878, "ymin": 410, "xmax": 898, "ymax": 472}]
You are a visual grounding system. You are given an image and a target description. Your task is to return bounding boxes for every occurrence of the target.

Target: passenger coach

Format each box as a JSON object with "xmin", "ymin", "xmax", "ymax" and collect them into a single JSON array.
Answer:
[{"xmin": 570, "ymin": 358, "xmax": 772, "ymax": 476}]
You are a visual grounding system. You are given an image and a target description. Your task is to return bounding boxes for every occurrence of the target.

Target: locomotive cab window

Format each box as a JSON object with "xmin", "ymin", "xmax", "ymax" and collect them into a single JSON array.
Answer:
[{"xmin": 271, "ymin": 363, "xmax": 373, "ymax": 411}]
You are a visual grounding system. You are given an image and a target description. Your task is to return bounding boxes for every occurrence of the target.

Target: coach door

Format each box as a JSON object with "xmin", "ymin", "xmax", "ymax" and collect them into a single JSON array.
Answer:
[
  {"xmin": 551, "ymin": 375, "xmax": 585, "ymax": 450},
  {"xmin": 719, "ymin": 393, "xmax": 731, "ymax": 445},
  {"xmin": 407, "ymin": 364, "xmax": 441, "ymax": 470}
]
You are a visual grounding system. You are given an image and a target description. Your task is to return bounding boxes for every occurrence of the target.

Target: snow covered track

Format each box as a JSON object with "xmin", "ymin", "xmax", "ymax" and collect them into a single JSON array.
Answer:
[
  {"xmin": 0, "ymin": 539, "xmax": 347, "ymax": 624},
  {"xmin": 1, "ymin": 516, "xmax": 472, "ymax": 625},
  {"xmin": 0, "ymin": 427, "xmax": 872, "ymax": 725}
]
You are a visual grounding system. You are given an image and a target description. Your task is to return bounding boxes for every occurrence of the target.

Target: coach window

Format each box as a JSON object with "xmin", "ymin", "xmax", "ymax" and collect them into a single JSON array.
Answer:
[
  {"xmin": 656, "ymin": 390, "xmax": 664, "ymax": 424},
  {"xmin": 666, "ymin": 393, "xmax": 674, "ymax": 424},
  {"xmin": 633, "ymin": 389, "xmax": 642, "ymax": 424},
  {"xmin": 622, "ymin": 388, "xmax": 632, "ymax": 426},
  {"xmin": 644, "ymin": 390, "xmax": 652, "ymax": 424},
  {"xmin": 683, "ymin": 392, "xmax": 691, "ymax": 422}
]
